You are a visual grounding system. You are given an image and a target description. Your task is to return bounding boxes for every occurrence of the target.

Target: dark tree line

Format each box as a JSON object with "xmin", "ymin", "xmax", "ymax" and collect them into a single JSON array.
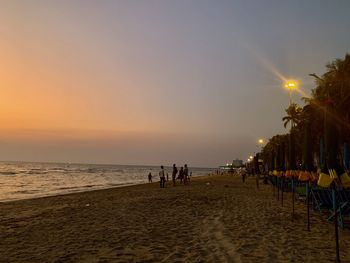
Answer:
[{"xmin": 261, "ymin": 54, "xmax": 350, "ymax": 175}]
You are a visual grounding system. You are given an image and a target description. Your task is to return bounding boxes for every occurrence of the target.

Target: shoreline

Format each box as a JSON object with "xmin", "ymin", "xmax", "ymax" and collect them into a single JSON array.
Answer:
[
  {"xmin": 1, "ymin": 174, "xmax": 350, "ymax": 262},
  {"xmin": 0, "ymin": 161, "xmax": 214, "ymax": 203},
  {"xmin": 0, "ymin": 181, "xmax": 142, "ymax": 204},
  {"xmin": 0, "ymin": 174, "xmax": 211, "ymax": 203}
]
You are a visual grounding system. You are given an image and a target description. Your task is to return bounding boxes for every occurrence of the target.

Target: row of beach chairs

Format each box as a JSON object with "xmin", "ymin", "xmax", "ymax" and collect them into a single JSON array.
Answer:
[
  {"xmin": 310, "ymin": 187, "xmax": 350, "ymax": 229},
  {"xmin": 268, "ymin": 174, "xmax": 350, "ymax": 229}
]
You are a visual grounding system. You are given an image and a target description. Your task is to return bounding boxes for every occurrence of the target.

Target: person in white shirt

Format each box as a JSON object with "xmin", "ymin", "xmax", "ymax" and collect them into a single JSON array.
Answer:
[{"xmin": 159, "ymin": 165, "xmax": 165, "ymax": 188}]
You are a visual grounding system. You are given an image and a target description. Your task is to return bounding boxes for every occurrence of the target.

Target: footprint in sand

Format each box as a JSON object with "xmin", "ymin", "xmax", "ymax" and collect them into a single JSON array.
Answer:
[{"xmin": 201, "ymin": 211, "xmax": 242, "ymax": 263}]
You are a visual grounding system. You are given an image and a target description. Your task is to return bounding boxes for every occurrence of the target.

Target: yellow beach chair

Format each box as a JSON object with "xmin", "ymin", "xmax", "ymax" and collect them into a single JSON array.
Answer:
[
  {"xmin": 329, "ymin": 169, "xmax": 338, "ymax": 180},
  {"xmin": 340, "ymin": 172, "xmax": 350, "ymax": 188},
  {"xmin": 317, "ymin": 172, "xmax": 333, "ymax": 188}
]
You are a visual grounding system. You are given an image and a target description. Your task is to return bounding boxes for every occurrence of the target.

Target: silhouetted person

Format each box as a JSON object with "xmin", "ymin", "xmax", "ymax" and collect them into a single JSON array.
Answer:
[
  {"xmin": 184, "ymin": 164, "xmax": 189, "ymax": 185},
  {"xmin": 178, "ymin": 167, "xmax": 184, "ymax": 184},
  {"xmin": 159, "ymin": 165, "xmax": 165, "ymax": 188},
  {"xmin": 241, "ymin": 168, "xmax": 246, "ymax": 183},
  {"xmin": 172, "ymin": 164, "xmax": 178, "ymax": 186},
  {"xmin": 148, "ymin": 172, "xmax": 152, "ymax": 183}
]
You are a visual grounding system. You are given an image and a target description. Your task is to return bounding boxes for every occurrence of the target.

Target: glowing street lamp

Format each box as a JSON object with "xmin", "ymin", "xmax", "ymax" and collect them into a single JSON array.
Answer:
[
  {"xmin": 285, "ymin": 81, "xmax": 297, "ymax": 89},
  {"xmin": 285, "ymin": 80, "xmax": 298, "ymax": 105},
  {"xmin": 258, "ymin": 139, "xmax": 265, "ymax": 151},
  {"xmin": 284, "ymin": 79, "xmax": 298, "ymax": 218}
]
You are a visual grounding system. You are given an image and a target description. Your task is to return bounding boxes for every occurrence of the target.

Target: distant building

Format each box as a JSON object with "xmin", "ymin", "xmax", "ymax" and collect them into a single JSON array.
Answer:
[
  {"xmin": 219, "ymin": 158, "xmax": 244, "ymax": 171},
  {"xmin": 232, "ymin": 159, "xmax": 243, "ymax": 168}
]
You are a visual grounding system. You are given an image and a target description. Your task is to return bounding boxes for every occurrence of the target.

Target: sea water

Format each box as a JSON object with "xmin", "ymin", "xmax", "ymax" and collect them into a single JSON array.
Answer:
[{"xmin": 0, "ymin": 161, "xmax": 214, "ymax": 202}]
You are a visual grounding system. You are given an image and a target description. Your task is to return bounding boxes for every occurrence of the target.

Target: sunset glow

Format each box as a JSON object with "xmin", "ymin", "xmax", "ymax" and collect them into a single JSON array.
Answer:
[{"xmin": 1, "ymin": 1, "xmax": 349, "ymax": 166}]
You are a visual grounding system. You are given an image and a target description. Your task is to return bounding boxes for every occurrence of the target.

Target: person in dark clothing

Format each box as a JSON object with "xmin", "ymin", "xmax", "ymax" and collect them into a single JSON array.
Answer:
[
  {"xmin": 178, "ymin": 167, "xmax": 184, "ymax": 184},
  {"xmin": 172, "ymin": 164, "xmax": 178, "ymax": 186},
  {"xmin": 184, "ymin": 164, "xmax": 189, "ymax": 185},
  {"xmin": 241, "ymin": 168, "xmax": 246, "ymax": 183},
  {"xmin": 148, "ymin": 172, "xmax": 152, "ymax": 183}
]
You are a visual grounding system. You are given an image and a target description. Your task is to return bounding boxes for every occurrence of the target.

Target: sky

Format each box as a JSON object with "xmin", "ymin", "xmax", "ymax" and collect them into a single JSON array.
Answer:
[{"xmin": 0, "ymin": 0, "xmax": 350, "ymax": 167}]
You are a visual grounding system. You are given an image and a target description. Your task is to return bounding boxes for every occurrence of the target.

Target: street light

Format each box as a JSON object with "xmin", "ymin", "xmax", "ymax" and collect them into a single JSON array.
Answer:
[
  {"xmin": 258, "ymin": 139, "xmax": 265, "ymax": 152},
  {"xmin": 284, "ymin": 80, "xmax": 297, "ymax": 218},
  {"xmin": 285, "ymin": 80, "xmax": 298, "ymax": 105}
]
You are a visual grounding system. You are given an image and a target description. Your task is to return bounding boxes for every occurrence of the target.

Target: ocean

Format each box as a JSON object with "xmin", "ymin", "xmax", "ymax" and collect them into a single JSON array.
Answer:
[{"xmin": 0, "ymin": 161, "xmax": 214, "ymax": 202}]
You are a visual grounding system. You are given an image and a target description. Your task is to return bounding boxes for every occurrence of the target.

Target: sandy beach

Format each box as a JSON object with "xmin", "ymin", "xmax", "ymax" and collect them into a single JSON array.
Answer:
[{"xmin": 1, "ymin": 174, "xmax": 350, "ymax": 262}]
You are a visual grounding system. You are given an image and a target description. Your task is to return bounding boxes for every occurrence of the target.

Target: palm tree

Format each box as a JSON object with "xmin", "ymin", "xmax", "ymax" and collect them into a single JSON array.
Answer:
[
  {"xmin": 282, "ymin": 103, "xmax": 302, "ymax": 170},
  {"xmin": 263, "ymin": 54, "xmax": 350, "ymax": 173},
  {"xmin": 309, "ymin": 54, "xmax": 350, "ymax": 172},
  {"xmin": 282, "ymin": 103, "xmax": 303, "ymax": 129}
]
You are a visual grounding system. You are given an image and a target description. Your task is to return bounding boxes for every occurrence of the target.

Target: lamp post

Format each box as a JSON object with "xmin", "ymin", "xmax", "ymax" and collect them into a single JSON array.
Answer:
[
  {"xmin": 285, "ymin": 80, "xmax": 297, "ymax": 219},
  {"xmin": 285, "ymin": 81, "xmax": 297, "ymax": 107},
  {"xmin": 258, "ymin": 139, "xmax": 266, "ymax": 185},
  {"xmin": 255, "ymin": 139, "xmax": 264, "ymax": 176},
  {"xmin": 246, "ymin": 157, "xmax": 253, "ymax": 176}
]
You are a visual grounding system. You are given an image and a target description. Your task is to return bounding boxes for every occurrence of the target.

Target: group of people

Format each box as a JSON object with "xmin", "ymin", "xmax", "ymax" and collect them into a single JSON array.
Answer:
[
  {"xmin": 171, "ymin": 164, "xmax": 192, "ymax": 187},
  {"xmin": 148, "ymin": 164, "xmax": 191, "ymax": 188}
]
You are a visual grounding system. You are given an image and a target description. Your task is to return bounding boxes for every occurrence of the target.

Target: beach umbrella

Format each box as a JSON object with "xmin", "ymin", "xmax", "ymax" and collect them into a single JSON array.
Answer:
[
  {"xmin": 281, "ymin": 140, "xmax": 286, "ymax": 172},
  {"xmin": 276, "ymin": 143, "xmax": 283, "ymax": 201},
  {"xmin": 343, "ymin": 142, "xmax": 349, "ymax": 170},
  {"xmin": 324, "ymin": 102, "xmax": 340, "ymax": 263},
  {"xmin": 324, "ymin": 114, "xmax": 337, "ymax": 171},
  {"xmin": 289, "ymin": 129, "xmax": 297, "ymax": 219},
  {"xmin": 302, "ymin": 113, "xmax": 313, "ymax": 231},
  {"xmin": 320, "ymin": 138, "xmax": 326, "ymax": 172},
  {"xmin": 271, "ymin": 151, "xmax": 276, "ymax": 197},
  {"xmin": 302, "ymin": 108, "xmax": 313, "ymax": 172},
  {"xmin": 289, "ymin": 129, "xmax": 297, "ymax": 170},
  {"xmin": 270, "ymin": 151, "xmax": 275, "ymax": 171},
  {"xmin": 280, "ymin": 141, "xmax": 286, "ymax": 207}
]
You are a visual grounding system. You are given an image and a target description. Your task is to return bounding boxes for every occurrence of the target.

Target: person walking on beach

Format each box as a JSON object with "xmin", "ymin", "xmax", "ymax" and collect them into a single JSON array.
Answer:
[
  {"xmin": 178, "ymin": 167, "xmax": 184, "ymax": 184},
  {"xmin": 172, "ymin": 164, "xmax": 178, "ymax": 186},
  {"xmin": 159, "ymin": 165, "xmax": 166, "ymax": 188},
  {"xmin": 148, "ymin": 172, "xmax": 152, "ymax": 183},
  {"xmin": 241, "ymin": 168, "xmax": 246, "ymax": 183},
  {"xmin": 184, "ymin": 164, "xmax": 189, "ymax": 185}
]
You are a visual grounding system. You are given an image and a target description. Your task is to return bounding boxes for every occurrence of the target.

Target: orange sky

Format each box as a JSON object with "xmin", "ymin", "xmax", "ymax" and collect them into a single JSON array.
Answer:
[
  {"xmin": 0, "ymin": 36, "xmax": 168, "ymax": 137},
  {"xmin": 1, "ymin": 1, "xmax": 349, "ymax": 166}
]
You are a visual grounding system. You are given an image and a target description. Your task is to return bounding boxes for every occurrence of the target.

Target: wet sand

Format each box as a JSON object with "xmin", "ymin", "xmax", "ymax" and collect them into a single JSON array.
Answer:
[{"xmin": 1, "ymin": 175, "xmax": 350, "ymax": 262}]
